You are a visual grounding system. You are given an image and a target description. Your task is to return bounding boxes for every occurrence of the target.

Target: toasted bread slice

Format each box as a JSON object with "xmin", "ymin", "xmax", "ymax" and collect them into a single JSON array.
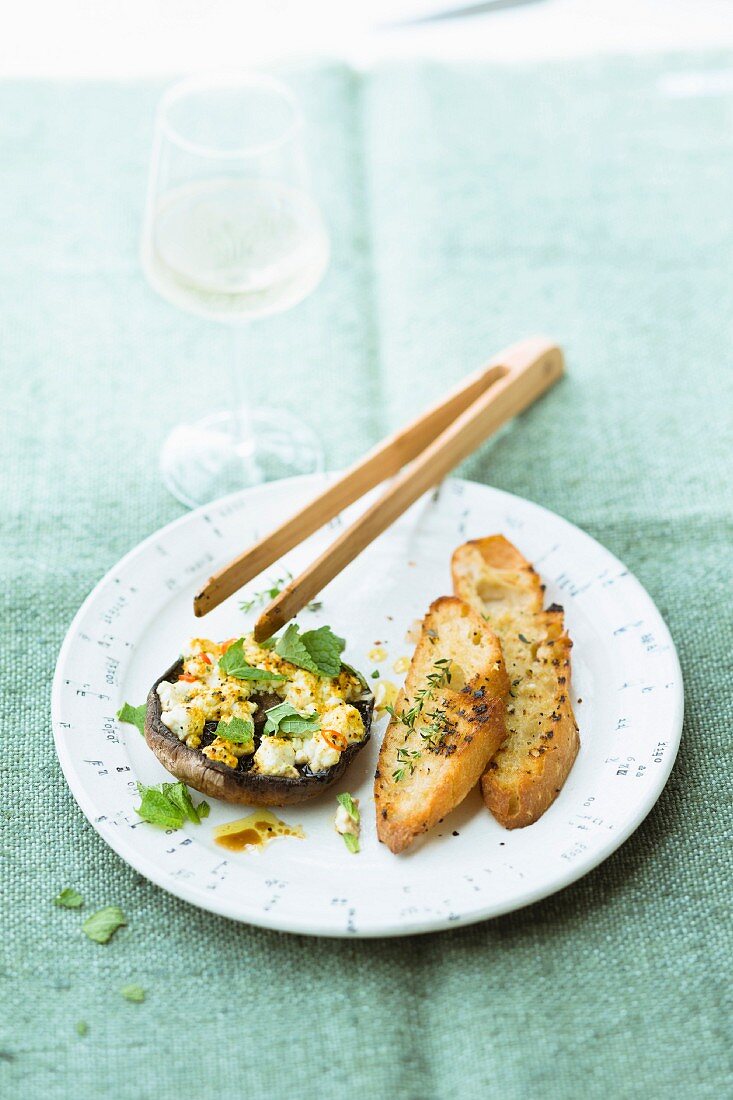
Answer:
[
  {"xmin": 374, "ymin": 596, "xmax": 508, "ymax": 853},
  {"xmin": 452, "ymin": 536, "xmax": 579, "ymax": 829}
]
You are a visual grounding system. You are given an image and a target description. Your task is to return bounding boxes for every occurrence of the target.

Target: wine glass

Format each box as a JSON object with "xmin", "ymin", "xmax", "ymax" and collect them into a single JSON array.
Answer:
[{"xmin": 141, "ymin": 72, "xmax": 329, "ymax": 508}]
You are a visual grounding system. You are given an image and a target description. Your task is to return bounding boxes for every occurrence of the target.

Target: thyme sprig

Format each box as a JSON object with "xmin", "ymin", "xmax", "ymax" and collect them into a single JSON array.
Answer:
[
  {"xmin": 240, "ymin": 570, "xmax": 322, "ymax": 614},
  {"xmin": 388, "ymin": 659, "xmax": 452, "ymax": 781}
]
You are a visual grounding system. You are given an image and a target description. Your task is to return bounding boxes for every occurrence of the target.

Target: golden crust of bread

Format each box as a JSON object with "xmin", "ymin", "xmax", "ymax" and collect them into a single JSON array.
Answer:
[
  {"xmin": 374, "ymin": 596, "xmax": 508, "ymax": 853},
  {"xmin": 452, "ymin": 536, "xmax": 579, "ymax": 830}
]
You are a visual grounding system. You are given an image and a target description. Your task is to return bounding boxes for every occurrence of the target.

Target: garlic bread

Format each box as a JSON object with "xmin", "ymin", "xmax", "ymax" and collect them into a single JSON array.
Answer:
[
  {"xmin": 374, "ymin": 596, "xmax": 508, "ymax": 853},
  {"xmin": 452, "ymin": 536, "xmax": 579, "ymax": 829}
]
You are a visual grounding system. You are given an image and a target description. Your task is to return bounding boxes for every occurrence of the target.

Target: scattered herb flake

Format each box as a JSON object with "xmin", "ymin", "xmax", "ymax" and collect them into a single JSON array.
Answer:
[
  {"xmin": 371, "ymin": 670, "xmax": 380, "ymax": 679},
  {"xmin": 53, "ymin": 888, "xmax": 83, "ymax": 909},
  {"xmin": 76, "ymin": 1021, "xmax": 88, "ymax": 1037},
  {"xmin": 121, "ymin": 984, "xmax": 145, "ymax": 1003},
  {"xmin": 518, "ymin": 633, "xmax": 532, "ymax": 645},
  {"xmin": 342, "ymin": 832, "xmax": 360, "ymax": 854},
  {"xmin": 117, "ymin": 702, "xmax": 146, "ymax": 735},
  {"xmin": 82, "ymin": 906, "xmax": 126, "ymax": 944}
]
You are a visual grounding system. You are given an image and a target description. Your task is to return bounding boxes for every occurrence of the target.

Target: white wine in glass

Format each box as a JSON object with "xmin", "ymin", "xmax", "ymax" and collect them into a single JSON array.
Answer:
[{"xmin": 142, "ymin": 73, "xmax": 329, "ymax": 507}]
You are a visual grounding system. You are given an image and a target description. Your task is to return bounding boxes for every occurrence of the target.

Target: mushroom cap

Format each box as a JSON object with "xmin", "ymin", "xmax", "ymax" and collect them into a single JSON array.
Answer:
[{"xmin": 144, "ymin": 658, "xmax": 374, "ymax": 806}]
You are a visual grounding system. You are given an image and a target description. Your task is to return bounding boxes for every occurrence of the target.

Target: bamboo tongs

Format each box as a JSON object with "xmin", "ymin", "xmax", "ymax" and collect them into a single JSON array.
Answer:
[{"xmin": 194, "ymin": 336, "xmax": 564, "ymax": 639}]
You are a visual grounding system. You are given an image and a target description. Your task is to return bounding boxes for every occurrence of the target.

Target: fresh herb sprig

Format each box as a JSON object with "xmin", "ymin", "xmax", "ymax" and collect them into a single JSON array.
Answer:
[
  {"xmin": 240, "ymin": 571, "xmax": 321, "ymax": 614},
  {"xmin": 240, "ymin": 571, "xmax": 294, "ymax": 613},
  {"xmin": 387, "ymin": 658, "xmax": 452, "ymax": 781},
  {"xmin": 392, "ymin": 746, "xmax": 422, "ymax": 783},
  {"xmin": 135, "ymin": 781, "xmax": 210, "ymax": 830}
]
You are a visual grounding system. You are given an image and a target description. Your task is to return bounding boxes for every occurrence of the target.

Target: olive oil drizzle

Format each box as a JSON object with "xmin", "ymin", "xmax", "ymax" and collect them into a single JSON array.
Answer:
[{"xmin": 213, "ymin": 810, "xmax": 304, "ymax": 852}]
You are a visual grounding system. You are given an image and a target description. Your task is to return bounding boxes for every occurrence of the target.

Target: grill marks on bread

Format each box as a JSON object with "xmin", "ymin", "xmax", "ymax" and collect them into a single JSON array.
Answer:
[{"xmin": 452, "ymin": 536, "xmax": 579, "ymax": 829}]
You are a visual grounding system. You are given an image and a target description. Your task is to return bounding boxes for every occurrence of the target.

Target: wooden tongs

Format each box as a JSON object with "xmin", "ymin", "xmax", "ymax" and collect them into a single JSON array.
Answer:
[{"xmin": 194, "ymin": 336, "xmax": 564, "ymax": 640}]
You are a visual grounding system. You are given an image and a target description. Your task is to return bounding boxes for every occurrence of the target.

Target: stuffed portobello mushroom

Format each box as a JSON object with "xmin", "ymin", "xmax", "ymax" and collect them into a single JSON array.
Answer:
[{"xmin": 145, "ymin": 630, "xmax": 374, "ymax": 806}]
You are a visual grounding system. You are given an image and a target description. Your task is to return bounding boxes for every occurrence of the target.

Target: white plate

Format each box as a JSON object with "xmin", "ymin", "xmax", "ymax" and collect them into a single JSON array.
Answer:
[{"xmin": 52, "ymin": 476, "xmax": 683, "ymax": 937}]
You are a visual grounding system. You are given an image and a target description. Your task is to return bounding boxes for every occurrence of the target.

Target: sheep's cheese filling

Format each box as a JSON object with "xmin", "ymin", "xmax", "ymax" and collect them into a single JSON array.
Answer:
[{"xmin": 157, "ymin": 636, "xmax": 366, "ymax": 778}]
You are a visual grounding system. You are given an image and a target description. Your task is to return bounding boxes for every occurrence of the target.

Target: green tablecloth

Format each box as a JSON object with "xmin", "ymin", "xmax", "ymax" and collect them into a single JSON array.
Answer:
[{"xmin": 2, "ymin": 55, "xmax": 732, "ymax": 1099}]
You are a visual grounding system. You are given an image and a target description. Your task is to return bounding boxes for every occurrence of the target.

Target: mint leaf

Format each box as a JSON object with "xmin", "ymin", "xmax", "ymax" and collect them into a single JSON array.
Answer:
[
  {"xmin": 263, "ymin": 702, "xmax": 320, "ymax": 738},
  {"xmin": 117, "ymin": 702, "xmax": 146, "ymax": 735},
  {"xmin": 219, "ymin": 639, "xmax": 285, "ymax": 682},
  {"xmin": 136, "ymin": 781, "xmax": 208, "ymax": 828},
  {"xmin": 342, "ymin": 832, "xmax": 360, "ymax": 854},
  {"xmin": 300, "ymin": 626, "xmax": 345, "ymax": 677},
  {"xmin": 160, "ymin": 782, "xmax": 201, "ymax": 825},
  {"xmin": 337, "ymin": 792, "xmax": 360, "ymax": 824},
  {"xmin": 82, "ymin": 906, "xmax": 126, "ymax": 944},
  {"xmin": 275, "ymin": 623, "xmax": 346, "ymax": 677},
  {"xmin": 275, "ymin": 623, "xmax": 320, "ymax": 674},
  {"xmin": 136, "ymin": 783, "xmax": 185, "ymax": 829},
  {"xmin": 231, "ymin": 666, "xmax": 285, "ymax": 682},
  {"xmin": 53, "ymin": 888, "xmax": 83, "ymax": 909},
  {"xmin": 121, "ymin": 984, "xmax": 145, "ymax": 1003},
  {"xmin": 213, "ymin": 716, "xmax": 254, "ymax": 746},
  {"xmin": 219, "ymin": 638, "xmax": 247, "ymax": 674}
]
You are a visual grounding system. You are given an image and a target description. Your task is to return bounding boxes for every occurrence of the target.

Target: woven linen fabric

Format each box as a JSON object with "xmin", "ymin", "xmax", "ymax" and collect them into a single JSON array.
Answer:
[{"xmin": 1, "ymin": 55, "xmax": 732, "ymax": 1100}]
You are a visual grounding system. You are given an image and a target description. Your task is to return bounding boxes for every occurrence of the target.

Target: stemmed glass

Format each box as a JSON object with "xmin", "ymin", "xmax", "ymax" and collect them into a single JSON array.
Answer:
[{"xmin": 142, "ymin": 72, "xmax": 329, "ymax": 507}]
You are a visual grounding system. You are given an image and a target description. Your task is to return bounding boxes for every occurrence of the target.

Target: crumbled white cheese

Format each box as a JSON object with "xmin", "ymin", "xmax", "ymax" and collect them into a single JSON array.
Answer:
[
  {"xmin": 281, "ymin": 669, "xmax": 319, "ymax": 713},
  {"xmin": 334, "ymin": 802, "xmax": 356, "ymax": 835},
  {"xmin": 160, "ymin": 702, "xmax": 205, "ymax": 742},
  {"xmin": 334, "ymin": 796, "xmax": 360, "ymax": 849},
  {"xmin": 321, "ymin": 703, "xmax": 365, "ymax": 745},
  {"xmin": 157, "ymin": 680, "xmax": 190, "ymax": 709},
  {"xmin": 253, "ymin": 737, "xmax": 298, "ymax": 778},
  {"xmin": 301, "ymin": 732, "xmax": 340, "ymax": 773}
]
